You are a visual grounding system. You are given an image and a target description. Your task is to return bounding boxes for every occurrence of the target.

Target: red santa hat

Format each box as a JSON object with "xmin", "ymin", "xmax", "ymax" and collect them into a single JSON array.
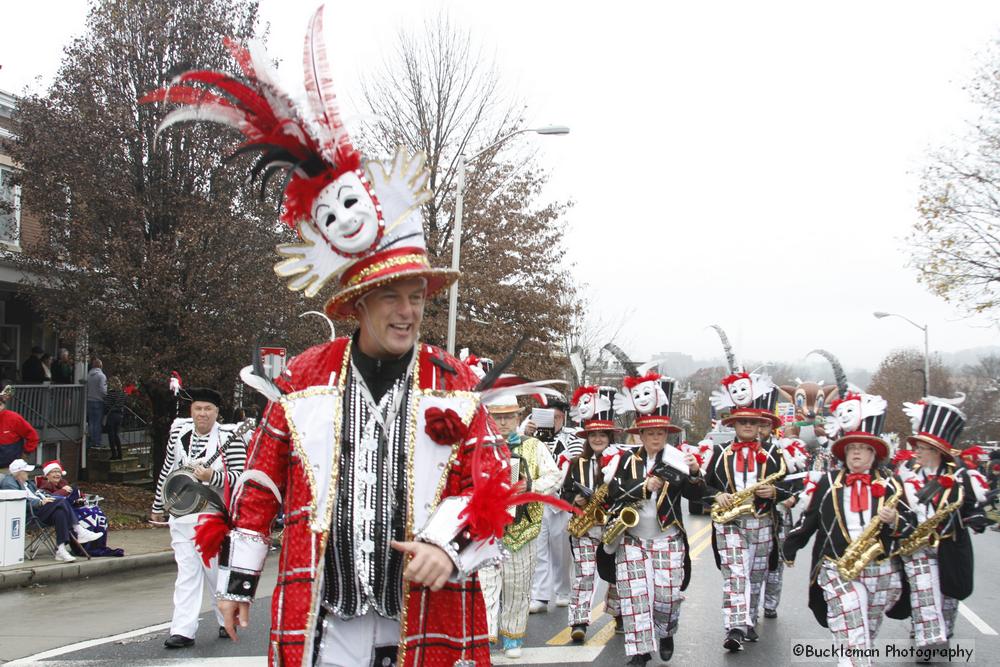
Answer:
[{"xmin": 43, "ymin": 460, "xmax": 65, "ymax": 476}]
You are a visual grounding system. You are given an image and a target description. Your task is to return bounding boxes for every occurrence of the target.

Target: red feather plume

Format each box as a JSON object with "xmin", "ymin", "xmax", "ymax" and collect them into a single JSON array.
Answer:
[
  {"xmin": 892, "ymin": 449, "xmax": 915, "ymax": 465},
  {"xmin": 194, "ymin": 512, "xmax": 231, "ymax": 567}
]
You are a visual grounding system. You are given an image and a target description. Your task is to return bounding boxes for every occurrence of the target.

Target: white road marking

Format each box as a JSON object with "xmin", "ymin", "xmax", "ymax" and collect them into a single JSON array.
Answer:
[
  {"xmin": 7, "ymin": 622, "xmax": 172, "ymax": 665},
  {"xmin": 493, "ymin": 645, "xmax": 606, "ymax": 664},
  {"xmin": 959, "ymin": 602, "xmax": 998, "ymax": 636}
]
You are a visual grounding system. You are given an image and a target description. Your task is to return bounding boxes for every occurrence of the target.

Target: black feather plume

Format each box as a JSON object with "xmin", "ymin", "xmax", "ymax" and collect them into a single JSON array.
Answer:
[
  {"xmin": 475, "ymin": 335, "xmax": 529, "ymax": 391},
  {"xmin": 602, "ymin": 343, "xmax": 638, "ymax": 377},
  {"xmin": 809, "ymin": 349, "xmax": 849, "ymax": 398}
]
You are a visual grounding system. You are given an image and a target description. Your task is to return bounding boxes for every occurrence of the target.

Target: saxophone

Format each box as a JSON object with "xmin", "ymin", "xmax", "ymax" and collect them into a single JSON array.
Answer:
[
  {"xmin": 895, "ymin": 487, "xmax": 964, "ymax": 557},
  {"xmin": 568, "ymin": 484, "xmax": 609, "ymax": 538},
  {"xmin": 834, "ymin": 483, "xmax": 902, "ymax": 580},
  {"xmin": 711, "ymin": 463, "xmax": 787, "ymax": 524},
  {"xmin": 602, "ymin": 500, "xmax": 641, "ymax": 546}
]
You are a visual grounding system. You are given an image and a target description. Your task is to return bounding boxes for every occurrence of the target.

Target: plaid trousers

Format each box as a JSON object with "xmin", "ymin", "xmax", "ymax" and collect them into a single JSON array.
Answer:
[
  {"xmin": 942, "ymin": 595, "xmax": 959, "ymax": 639},
  {"xmin": 715, "ymin": 515, "xmax": 772, "ymax": 631},
  {"xmin": 479, "ymin": 540, "xmax": 538, "ymax": 641},
  {"xmin": 764, "ymin": 506, "xmax": 792, "ymax": 612},
  {"xmin": 614, "ymin": 527, "xmax": 686, "ymax": 657},
  {"xmin": 817, "ymin": 559, "xmax": 901, "ymax": 667},
  {"xmin": 902, "ymin": 548, "xmax": 947, "ymax": 647},
  {"xmin": 568, "ymin": 535, "xmax": 621, "ymax": 626}
]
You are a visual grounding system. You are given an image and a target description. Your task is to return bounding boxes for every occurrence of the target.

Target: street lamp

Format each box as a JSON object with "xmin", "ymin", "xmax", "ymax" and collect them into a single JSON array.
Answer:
[
  {"xmin": 445, "ymin": 125, "xmax": 570, "ymax": 355},
  {"xmin": 873, "ymin": 311, "xmax": 930, "ymax": 395}
]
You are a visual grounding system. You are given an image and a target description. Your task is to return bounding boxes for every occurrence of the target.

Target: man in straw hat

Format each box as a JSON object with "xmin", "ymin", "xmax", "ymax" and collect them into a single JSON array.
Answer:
[
  {"xmin": 479, "ymin": 393, "xmax": 560, "ymax": 658},
  {"xmin": 139, "ymin": 7, "xmax": 563, "ymax": 665},
  {"xmin": 783, "ymin": 391, "xmax": 914, "ymax": 667}
]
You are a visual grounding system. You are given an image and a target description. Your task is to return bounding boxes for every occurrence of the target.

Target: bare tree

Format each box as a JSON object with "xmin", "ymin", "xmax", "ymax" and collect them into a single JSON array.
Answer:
[
  {"xmin": 867, "ymin": 349, "xmax": 955, "ymax": 436},
  {"xmin": 360, "ymin": 15, "xmax": 576, "ymax": 378}
]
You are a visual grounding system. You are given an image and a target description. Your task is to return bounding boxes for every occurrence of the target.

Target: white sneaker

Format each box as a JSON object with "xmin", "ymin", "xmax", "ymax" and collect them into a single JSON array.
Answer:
[
  {"xmin": 55, "ymin": 544, "xmax": 77, "ymax": 562},
  {"xmin": 528, "ymin": 600, "xmax": 547, "ymax": 614},
  {"xmin": 74, "ymin": 525, "xmax": 101, "ymax": 544},
  {"xmin": 504, "ymin": 647, "xmax": 522, "ymax": 658},
  {"xmin": 555, "ymin": 595, "xmax": 570, "ymax": 607}
]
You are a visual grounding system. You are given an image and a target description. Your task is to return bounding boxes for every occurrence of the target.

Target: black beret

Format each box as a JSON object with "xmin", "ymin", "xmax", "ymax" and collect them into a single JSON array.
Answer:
[{"xmin": 187, "ymin": 387, "xmax": 223, "ymax": 408}]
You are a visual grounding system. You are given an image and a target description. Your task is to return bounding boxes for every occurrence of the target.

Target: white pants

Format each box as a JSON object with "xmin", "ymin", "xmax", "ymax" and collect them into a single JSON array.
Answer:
[
  {"xmin": 317, "ymin": 611, "xmax": 400, "ymax": 667},
  {"xmin": 531, "ymin": 507, "xmax": 571, "ymax": 602},
  {"xmin": 168, "ymin": 514, "xmax": 224, "ymax": 638}
]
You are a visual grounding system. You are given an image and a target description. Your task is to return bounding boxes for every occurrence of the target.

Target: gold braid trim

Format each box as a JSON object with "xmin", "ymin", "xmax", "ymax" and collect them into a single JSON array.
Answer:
[{"xmin": 345, "ymin": 254, "xmax": 429, "ymax": 287}]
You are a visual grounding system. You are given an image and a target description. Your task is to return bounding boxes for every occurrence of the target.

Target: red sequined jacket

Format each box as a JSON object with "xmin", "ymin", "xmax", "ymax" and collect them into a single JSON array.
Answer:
[{"xmin": 217, "ymin": 337, "xmax": 510, "ymax": 667}]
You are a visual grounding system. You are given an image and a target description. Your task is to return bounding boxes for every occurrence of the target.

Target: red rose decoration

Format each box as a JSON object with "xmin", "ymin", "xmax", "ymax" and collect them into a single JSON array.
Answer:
[
  {"xmin": 424, "ymin": 407, "xmax": 468, "ymax": 445},
  {"xmin": 755, "ymin": 451, "xmax": 768, "ymax": 465},
  {"xmin": 871, "ymin": 483, "xmax": 886, "ymax": 498}
]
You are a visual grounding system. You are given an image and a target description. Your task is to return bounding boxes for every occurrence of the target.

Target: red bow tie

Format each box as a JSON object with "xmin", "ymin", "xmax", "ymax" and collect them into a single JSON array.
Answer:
[
  {"xmin": 732, "ymin": 441, "xmax": 758, "ymax": 473},
  {"xmin": 845, "ymin": 473, "xmax": 871, "ymax": 513}
]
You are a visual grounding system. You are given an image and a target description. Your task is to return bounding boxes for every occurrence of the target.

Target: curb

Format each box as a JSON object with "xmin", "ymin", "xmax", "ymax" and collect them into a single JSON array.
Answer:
[{"xmin": 0, "ymin": 550, "xmax": 175, "ymax": 591}]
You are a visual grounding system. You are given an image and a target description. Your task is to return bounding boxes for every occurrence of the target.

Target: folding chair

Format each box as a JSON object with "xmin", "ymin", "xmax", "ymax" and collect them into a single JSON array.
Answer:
[{"xmin": 25, "ymin": 502, "xmax": 58, "ymax": 560}]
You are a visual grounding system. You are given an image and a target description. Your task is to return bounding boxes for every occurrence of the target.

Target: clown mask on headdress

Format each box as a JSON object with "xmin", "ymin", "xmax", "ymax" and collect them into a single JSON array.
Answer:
[
  {"xmin": 571, "ymin": 386, "xmax": 612, "ymax": 422},
  {"xmin": 832, "ymin": 393, "xmax": 863, "ymax": 433},
  {"xmin": 309, "ymin": 169, "xmax": 383, "ymax": 256},
  {"xmin": 617, "ymin": 373, "xmax": 669, "ymax": 415},
  {"xmin": 723, "ymin": 373, "xmax": 753, "ymax": 407}
]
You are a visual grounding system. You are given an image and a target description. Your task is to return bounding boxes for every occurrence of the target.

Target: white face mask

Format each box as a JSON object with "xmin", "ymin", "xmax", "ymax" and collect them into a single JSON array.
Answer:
[
  {"xmin": 311, "ymin": 171, "xmax": 381, "ymax": 255},
  {"xmin": 577, "ymin": 393, "xmax": 596, "ymax": 419},
  {"xmin": 835, "ymin": 400, "xmax": 862, "ymax": 432},
  {"xmin": 727, "ymin": 379, "xmax": 752, "ymax": 406},
  {"xmin": 630, "ymin": 381, "xmax": 659, "ymax": 414}
]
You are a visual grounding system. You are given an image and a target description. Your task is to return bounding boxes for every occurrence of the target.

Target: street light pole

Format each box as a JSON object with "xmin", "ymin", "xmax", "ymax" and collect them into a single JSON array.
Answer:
[
  {"xmin": 873, "ymin": 311, "xmax": 930, "ymax": 395},
  {"xmin": 445, "ymin": 126, "xmax": 569, "ymax": 355}
]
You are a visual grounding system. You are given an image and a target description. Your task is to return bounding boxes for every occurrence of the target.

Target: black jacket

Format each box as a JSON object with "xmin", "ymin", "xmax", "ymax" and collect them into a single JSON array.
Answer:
[{"xmin": 782, "ymin": 468, "xmax": 916, "ymax": 627}]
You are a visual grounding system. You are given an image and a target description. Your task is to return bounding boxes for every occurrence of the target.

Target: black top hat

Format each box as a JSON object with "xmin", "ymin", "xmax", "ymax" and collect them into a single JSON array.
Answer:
[{"xmin": 908, "ymin": 398, "xmax": 966, "ymax": 459}]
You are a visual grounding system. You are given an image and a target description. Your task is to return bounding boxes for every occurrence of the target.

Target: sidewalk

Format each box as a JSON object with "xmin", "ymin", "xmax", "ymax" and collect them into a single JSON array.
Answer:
[{"xmin": 0, "ymin": 526, "xmax": 174, "ymax": 591}]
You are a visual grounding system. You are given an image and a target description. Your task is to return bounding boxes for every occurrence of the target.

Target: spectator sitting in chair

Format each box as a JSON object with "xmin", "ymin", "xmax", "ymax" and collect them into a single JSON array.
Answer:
[
  {"xmin": 0, "ymin": 459, "xmax": 102, "ymax": 562},
  {"xmin": 0, "ymin": 385, "xmax": 40, "ymax": 471},
  {"xmin": 37, "ymin": 459, "xmax": 75, "ymax": 498}
]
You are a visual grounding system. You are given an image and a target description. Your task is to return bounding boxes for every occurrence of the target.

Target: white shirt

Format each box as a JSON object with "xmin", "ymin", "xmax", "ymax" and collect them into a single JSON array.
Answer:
[
  {"xmin": 732, "ymin": 443, "xmax": 759, "ymax": 491},
  {"xmin": 631, "ymin": 455, "xmax": 665, "ymax": 540},
  {"xmin": 842, "ymin": 478, "xmax": 874, "ymax": 541}
]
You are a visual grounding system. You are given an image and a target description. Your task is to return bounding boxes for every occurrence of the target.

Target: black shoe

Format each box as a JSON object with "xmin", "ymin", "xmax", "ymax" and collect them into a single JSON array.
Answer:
[
  {"xmin": 570, "ymin": 624, "xmax": 587, "ymax": 644},
  {"xmin": 164, "ymin": 635, "xmax": 195, "ymax": 649},
  {"xmin": 615, "ymin": 615, "xmax": 625, "ymax": 634},
  {"xmin": 659, "ymin": 636, "xmax": 674, "ymax": 661},
  {"xmin": 626, "ymin": 653, "xmax": 651, "ymax": 666},
  {"xmin": 723, "ymin": 629, "xmax": 745, "ymax": 652},
  {"xmin": 764, "ymin": 608, "xmax": 777, "ymax": 619},
  {"xmin": 218, "ymin": 626, "xmax": 229, "ymax": 639},
  {"xmin": 746, "ymin": 626, "xmax": 759, "ymax": 642}
]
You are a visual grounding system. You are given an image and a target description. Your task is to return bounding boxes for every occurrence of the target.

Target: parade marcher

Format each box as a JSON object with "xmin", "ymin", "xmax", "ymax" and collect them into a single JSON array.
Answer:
[
  {"xmin": 150, "ymin": 387, "xmax": 248, "ymax": 649},
  {"xmin": 606, "ymin": 373, "xmax": 706, "ymax": 665},
  {"xmin": 894, "ymin": 395, "xmax": 989, "ymax": 647},
  {"xmin": 783, "ymin": 391, "xmax": 914, "ymax": 667},
  {"xmin": 479, "ymin": 393, "xmax": 561, "ymax": 658},
  {"xmin": 704, "ymin": 369, "xmax": 791, "ymax": 652},
  {"xmin": 761, "ymin": 424, "xmax": 808, "ymax": 619},
  {"xmin": 529, "ymin": 394, "xmax": 580, "ymax": 613},
  {"xmin": 142, "ymin": 12, "xmax": 577, "ymax": 664},
  {"xmin": 561, "ymin": 386, "xmax": 624, "ymax": 643}
]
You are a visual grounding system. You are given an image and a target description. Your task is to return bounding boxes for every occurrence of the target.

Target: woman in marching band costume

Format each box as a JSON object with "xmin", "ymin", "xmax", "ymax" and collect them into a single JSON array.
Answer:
[
  {"xmin": 704, "ymin": 376, "xmax": 790, "ymax": 652},
  {"xmin": 605, "ymin": 373, "xmax": 706, "ymax": 665},
  {"xmin": 561, "ymin": 386, "xmax": 624, "ymax": 644},
  {"xmin": 894, "ymin": 395, "xmax": 989, "ymax": 648},
  {"xmin": 782, "ymin": 392, "xmax": 914, "ymax": 667}
]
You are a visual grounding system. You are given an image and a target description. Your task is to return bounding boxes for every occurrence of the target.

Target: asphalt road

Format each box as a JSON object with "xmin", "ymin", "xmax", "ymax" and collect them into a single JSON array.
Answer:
[{"xmin": 3, "ymin": 513, "xmax": 998, "ymax": 666}]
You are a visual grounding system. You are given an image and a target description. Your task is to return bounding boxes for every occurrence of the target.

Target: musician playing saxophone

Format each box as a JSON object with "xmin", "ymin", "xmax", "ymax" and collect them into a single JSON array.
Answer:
[
  {"xmin": 605, "ymin": 374, "xmax": 705, "ymax": 666},
  {"xmin": 782, "ymin": 392, "xmax": 914, "ymax": 667},
  {"xmin": 150, "ymin": 387, "xmax": 248, "ymax": 650},
  {"xmin": 894, "ymin": 395, "xmax": 990, "ymax": 649},
  {"xmin": 560, "ymin": 386, "xmax": 626, "ymax": 644},
  {"xmin": 703, "ymin": 384, "xmax": 792, "ymax": 652}
]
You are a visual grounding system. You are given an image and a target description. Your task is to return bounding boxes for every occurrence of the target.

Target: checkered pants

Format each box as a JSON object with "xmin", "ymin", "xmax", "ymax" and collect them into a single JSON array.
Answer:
[
  {"xmin": 715, "ymin": 515, "xmax": 772, "ymax": 631},
  {"xmin": 817, "ymin": 559, "xmax": 901, "ymax": 667},
  {"xmin": 764, "ymin": 507, "xmax": 792, "ymax": 612},
  {"xmin": 902, "ymin": 548, "xmax": 947, "ymax": 647},
  {"xmin": 568, "ymin": 535, "xmax": 621, "ymax": 626},
  {"xmin": 943, "ymin": 595, "xmax": 959, "ymax": 638},
  {"xmin": 614, "ymin": 527, "xmax": 686, "ymax": 657},
  {"xmin": 479, "ymin": 540, "xmax": 538, "ymax": 641}
]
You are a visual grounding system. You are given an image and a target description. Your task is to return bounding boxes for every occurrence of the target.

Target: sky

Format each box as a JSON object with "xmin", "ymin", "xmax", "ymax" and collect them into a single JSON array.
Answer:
[{"xmin": 3, "ymin": 0, "xmax": 1000, "ymax": 370}]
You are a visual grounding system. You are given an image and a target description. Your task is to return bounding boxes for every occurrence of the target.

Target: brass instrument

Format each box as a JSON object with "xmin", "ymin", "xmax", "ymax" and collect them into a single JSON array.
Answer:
[
  {"xmin": 568, "ymin": 484, "xmax": 609, "ymax": 538},
  {"xmin": 895, "ymin": 487, "xmax": 964, "ymax": 557},
  {"xmin": 602, "ymin": 502, "xmax": 641, "ymax": 545},
  {"xmin": 711, "ymin": 464, "xmax": 787, "ymax": 524},
  {"xmin": 834, "ymin": 483, "xmax": 902, "ymax": 580}
]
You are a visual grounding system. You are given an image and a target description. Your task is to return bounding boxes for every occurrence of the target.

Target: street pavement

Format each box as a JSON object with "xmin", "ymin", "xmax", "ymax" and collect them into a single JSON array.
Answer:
[{"xmin": 2, "ymin": 512, "xmax": 998, "ymax": 666}]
